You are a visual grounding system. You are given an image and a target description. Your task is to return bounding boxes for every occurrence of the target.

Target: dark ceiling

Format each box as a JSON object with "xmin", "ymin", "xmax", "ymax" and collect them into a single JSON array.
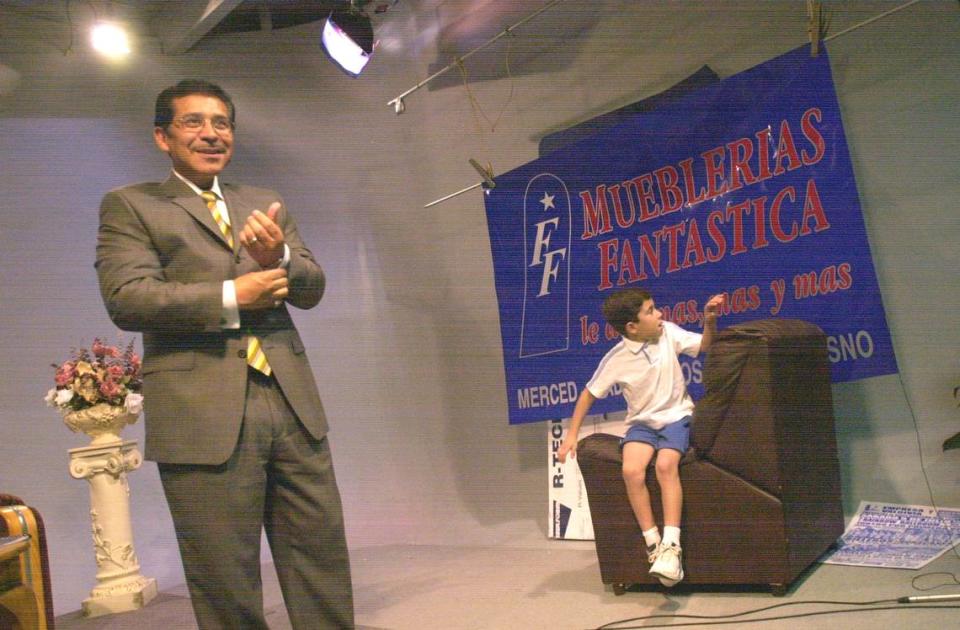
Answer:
[
  {"xmin": 208, "ymin": 0, "xmax": 342, "ymax": 35},
  {"xmin": 0, "ymin": 0, "xmax": 596, "ymax": 92}
]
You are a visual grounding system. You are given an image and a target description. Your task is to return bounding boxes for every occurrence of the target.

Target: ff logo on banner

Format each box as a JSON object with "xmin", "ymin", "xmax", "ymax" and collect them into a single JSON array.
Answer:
[{"xmin": 520, "ymin": 173, "xmax": 571, "ymax": 358}]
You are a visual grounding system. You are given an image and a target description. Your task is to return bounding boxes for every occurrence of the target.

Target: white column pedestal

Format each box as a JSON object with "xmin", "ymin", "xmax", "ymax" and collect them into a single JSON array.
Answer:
[{"xmin": 68, "ymin": 439, "xmax": 157, "ymax": 617}]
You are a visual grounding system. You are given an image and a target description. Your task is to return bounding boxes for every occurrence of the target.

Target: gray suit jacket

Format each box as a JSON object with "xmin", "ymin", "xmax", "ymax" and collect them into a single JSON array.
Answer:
[{"xmin": 95, "ymin": 175, "xmax": 328, "ymax": 465}]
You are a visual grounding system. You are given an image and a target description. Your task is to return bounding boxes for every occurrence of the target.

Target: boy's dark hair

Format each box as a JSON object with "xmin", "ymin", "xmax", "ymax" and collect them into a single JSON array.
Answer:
[
  {"xmin": 154, "ymin": 79, "xmax": 235, "ymax": 129},
  {"xmin": 601, "ymin": 288, "xmax": 653, "ymax": 335}
]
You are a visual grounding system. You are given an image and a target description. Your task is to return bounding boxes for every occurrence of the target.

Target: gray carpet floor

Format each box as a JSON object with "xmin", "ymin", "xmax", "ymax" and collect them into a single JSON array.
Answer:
[{"xmin": 55, "ymin": 542, "xmax": 960, "ymax": 629}]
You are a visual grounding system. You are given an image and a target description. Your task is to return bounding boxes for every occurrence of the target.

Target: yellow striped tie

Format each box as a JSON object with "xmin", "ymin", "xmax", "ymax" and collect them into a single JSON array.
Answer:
[
  {"xmin": 200, "ymin": 191, "xmax": 272, "ymax": 377},
  {"xmin": 200, "ymin": 190, "xmax": 234, "ymax": 249},
  {"xmin": 246, "ymin": 337, "xmax": 271, "ymax": 376}
]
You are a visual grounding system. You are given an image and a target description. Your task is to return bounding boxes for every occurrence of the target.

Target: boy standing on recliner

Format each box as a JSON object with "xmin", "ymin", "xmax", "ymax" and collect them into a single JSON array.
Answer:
[{"xmin": 559, "ymin": 288, "xmax": 724, "ymax": 586}]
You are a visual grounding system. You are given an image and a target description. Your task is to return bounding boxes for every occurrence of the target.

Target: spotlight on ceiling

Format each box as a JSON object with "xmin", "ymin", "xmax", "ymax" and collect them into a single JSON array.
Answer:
[
  {"xmin": 320, "ymin": 5, "xmax": 374, "ymax": 77},
  {"xmin": 90, "ymin": 21, "xmax": 131, "ymax": 59}
]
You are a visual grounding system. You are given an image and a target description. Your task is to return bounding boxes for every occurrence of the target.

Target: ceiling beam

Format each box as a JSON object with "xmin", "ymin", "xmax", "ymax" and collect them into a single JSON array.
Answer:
[{"xmin": 160, "ymin": 0, "xmax": 245, "ymax": 55}]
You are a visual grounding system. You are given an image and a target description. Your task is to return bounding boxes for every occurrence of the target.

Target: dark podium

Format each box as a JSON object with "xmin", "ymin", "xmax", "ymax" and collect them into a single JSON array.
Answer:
[{"xmin": 577, "ymin": 319, "xmax": 844, "ymax": 595}]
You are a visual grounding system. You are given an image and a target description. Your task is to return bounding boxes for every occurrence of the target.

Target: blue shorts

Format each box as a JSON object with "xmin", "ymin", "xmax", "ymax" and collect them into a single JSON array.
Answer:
[{"xmin": 620, "ymin": 416, "xmax": 691, "ymax": 454}]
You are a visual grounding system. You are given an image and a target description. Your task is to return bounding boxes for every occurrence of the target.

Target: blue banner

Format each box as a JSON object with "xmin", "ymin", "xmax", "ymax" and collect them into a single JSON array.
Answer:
[{"xmin": 484, "ymin": 45, "xmax": 897, "ymax": 425}]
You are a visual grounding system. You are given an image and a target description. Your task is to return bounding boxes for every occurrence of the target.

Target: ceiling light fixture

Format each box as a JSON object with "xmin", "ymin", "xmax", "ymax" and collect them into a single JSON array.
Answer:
[
  {"xmin": 90, "ymin": 21, "xmax": 130, "ymax": 59},
  {"xmin": 321, "ymin": 2, "xmax": 375, "ymax": 77}
]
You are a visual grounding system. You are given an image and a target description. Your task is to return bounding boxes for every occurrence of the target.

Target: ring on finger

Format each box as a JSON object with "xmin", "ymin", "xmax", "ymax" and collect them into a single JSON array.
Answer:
[{"xmin": 250, "ymin": 236, "xmax": 259, "ymax": 243}]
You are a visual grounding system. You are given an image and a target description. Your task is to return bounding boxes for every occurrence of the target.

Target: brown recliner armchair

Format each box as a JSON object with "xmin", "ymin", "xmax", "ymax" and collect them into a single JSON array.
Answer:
[
  {"xmin": 1, "ymin": 493, "xmax": 54, "ymax": 629},
  {"xmin": 577, "ymin": 319, "xmax": 844, "ymax": 595}
]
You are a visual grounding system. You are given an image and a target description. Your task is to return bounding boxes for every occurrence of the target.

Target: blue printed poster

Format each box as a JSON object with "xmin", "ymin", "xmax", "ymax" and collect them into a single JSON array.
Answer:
[{"xmin": 483, "ymin": 45, "xmax": 897, "ymax": 425}]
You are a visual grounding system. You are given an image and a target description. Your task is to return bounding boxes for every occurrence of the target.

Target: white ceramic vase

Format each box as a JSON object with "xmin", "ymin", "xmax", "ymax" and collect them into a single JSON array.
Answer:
[{"xmin": 62, "ymin": 403, "xmax": 138, "ymax": 445}]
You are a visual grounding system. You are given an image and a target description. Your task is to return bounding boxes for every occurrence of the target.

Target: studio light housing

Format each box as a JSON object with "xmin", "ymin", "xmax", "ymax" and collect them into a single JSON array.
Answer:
[{"xmin": 321, "ymin": 7, "xmax": 374, "ymax": 77}]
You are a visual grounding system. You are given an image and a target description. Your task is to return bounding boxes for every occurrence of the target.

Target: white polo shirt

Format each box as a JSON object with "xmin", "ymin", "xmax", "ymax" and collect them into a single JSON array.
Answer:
[{"xmin": 586, "ymin": 321, "xmax": 702, "ymax": 430}]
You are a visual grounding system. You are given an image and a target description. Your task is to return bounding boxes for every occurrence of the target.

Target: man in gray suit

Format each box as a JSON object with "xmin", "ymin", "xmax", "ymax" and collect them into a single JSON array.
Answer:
[{"xmin": 95, "ymin": 79, "xmax": 354, "ymax": 629}]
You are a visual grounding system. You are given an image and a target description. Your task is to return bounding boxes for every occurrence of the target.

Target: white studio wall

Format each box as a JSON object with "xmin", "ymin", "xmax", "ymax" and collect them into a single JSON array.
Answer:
[{"xmin": 0, "ymin": 0, "xmax": 957, "ymax": 615}]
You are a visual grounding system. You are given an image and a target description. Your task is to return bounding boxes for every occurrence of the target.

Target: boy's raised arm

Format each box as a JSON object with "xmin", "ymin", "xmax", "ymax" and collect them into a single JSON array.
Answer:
[{"xmin": 700, "ymin": 294, "xmax": 725, "ymax": 353}]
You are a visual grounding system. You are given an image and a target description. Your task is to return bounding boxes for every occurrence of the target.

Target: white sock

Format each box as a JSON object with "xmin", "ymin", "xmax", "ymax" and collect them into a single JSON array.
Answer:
[
  {"xmin": 662, "ymin": 526, "xmax": 681, "ymax": 548},
  {"xmin": 642, "ymin": 527, "xmax": 661, "ymax": 549}
]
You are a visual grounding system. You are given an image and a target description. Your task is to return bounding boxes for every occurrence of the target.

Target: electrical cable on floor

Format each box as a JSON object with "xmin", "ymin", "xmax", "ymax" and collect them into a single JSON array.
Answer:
[
  {"xmin": 593, "ymin": 602, "xmax": 960, "ymax": 629},
  {"xmin": 593, "ymin": 597, "xmax": 903, "ymax": 628},
  {"xmin": 913, "ymin": 572, "xmax": 960, "ymax": 591}
]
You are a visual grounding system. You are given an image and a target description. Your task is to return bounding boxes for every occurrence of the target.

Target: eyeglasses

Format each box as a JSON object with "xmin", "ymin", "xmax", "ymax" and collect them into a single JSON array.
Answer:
[{"xmin": 172, "ymin": 114, "xmax": 234, "ymax": 133}]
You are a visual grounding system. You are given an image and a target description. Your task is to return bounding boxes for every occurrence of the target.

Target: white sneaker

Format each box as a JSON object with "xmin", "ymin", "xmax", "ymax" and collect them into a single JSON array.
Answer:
[{"xmin": 649, "ymin": 543, "xmax": 684, "ymax": 586}]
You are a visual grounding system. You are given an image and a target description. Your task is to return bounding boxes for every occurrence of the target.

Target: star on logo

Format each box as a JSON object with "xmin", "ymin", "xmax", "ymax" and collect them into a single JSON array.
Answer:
[{"xmin": 540, "ymin": 192, "xmax": 556, "ymax": 211}]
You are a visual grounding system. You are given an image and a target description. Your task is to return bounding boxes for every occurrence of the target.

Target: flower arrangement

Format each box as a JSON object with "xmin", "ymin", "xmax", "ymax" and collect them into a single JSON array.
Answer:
[{"xmin": 45, "ymin": 339, "xmax": 143, "ymax": 416}]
